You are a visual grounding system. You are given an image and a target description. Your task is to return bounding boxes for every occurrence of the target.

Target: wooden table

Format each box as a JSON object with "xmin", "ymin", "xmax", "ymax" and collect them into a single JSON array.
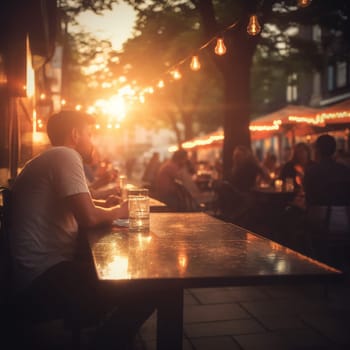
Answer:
[{"xmin": 87, "ymin": 212, "xmax": 342, "ymax": 350}]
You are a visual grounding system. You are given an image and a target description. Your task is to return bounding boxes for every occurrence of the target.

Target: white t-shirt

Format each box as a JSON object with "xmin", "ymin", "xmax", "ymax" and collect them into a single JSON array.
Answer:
[{"xmin": 10, "ymin": 147, "xmax": 90, "ymax": 292}]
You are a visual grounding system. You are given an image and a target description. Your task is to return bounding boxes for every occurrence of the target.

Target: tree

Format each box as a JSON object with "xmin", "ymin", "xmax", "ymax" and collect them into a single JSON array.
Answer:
[
  {"xmin": 120, "ymin": 0, "xmax": 350, "ymax": 178},
  {"xmin": 114, "ymin": 3, "xmax": 224, "ymax": 144},
  {"xmin": 58, "ymin": 0, "xmax": 125, "ymax": 105}
]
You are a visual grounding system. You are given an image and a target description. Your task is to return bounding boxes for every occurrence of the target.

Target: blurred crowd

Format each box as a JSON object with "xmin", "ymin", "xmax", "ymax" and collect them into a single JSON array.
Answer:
[{"xmin": 87, "ymin": 133, "xmax": 350, "ymax": 222}]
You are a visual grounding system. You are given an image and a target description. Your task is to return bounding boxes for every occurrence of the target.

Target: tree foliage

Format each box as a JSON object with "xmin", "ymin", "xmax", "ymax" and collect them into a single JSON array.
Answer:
[
  {"xmin": 117, "ymin": 0, "xmax": 350, "ymax": 177},
  {"xmin": 59, "ymin": 0, "xmax": 350, "ymax": 176}
]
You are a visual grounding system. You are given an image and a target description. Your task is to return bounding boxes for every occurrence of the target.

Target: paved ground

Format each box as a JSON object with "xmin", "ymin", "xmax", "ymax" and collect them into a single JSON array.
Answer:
[
  {"xmin": 138, "ymin": 279, "xmax": 350, "ymax": 350},
  {"xmin": 19, "ymin": 273, "xmax": 350, "ymax": 350}
]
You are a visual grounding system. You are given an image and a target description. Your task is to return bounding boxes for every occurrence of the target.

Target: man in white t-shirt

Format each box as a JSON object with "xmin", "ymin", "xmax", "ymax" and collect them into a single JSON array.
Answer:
[{"xmin": 9, "ymin": 111, "xmax": 157, "ymax": 349}]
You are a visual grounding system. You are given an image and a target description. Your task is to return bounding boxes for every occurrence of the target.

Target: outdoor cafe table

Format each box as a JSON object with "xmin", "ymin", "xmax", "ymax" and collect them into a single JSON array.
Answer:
[{"xmin": 86, "ymin": 212, "xmax": 342, "ymax": 350}]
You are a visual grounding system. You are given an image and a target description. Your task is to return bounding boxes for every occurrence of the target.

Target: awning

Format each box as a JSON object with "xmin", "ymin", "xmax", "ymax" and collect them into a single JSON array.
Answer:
[
  {"xmin": 315, "ymin": 98, "xmax": 350, "ymax": 125},
  {"xmin": 169, "ymin": 101, "xmax": 350, "ymax": 151}
]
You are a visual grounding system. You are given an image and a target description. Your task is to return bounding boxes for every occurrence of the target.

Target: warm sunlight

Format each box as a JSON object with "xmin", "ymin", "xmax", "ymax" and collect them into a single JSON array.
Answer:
[
  {"xmin": 93, "ymin": 94, "xmax": 127, "ymax": 123},
  {"xmin": 75, "ymin": 2, "xmax": 136, "ymax": 51}
]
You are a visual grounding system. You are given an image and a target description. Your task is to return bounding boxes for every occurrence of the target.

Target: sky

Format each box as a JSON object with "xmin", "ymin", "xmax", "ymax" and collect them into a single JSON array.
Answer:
[{"xmin": 75, "ymin": 2, "xmax": 136, "ymax": 51}]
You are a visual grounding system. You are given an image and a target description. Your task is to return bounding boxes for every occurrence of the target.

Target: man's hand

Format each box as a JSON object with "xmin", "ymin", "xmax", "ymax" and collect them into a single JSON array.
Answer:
[{"xmin": 117, "ymin": 200, "xmax": 129, "ymax": 219}]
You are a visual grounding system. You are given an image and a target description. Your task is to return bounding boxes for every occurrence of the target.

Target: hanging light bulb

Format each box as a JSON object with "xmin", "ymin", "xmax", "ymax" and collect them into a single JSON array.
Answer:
[
  {"xmin": 247, "ymin": 15, "xmax": 261, "ymax": 36},
  {"xmin": 171, "ymin": 69, "xmax": 182, "ymax": 80},
  {"xmin": 214, "ymin": 38, "xmax": 226, "ymax": 55},
  {"xmin": 298, "ymin": 0, "xmax": 312, "ymax": 8},
  {"xmin": 157, "ymin": 80, "xmax": 165, "ymax": 88},
  {"xmin": 190, "ymin": 55, "xmax": 201, "ymax": 71}
]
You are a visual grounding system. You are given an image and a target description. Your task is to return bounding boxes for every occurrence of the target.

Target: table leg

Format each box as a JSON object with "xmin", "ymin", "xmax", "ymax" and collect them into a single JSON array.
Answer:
[{"xmin": 157, "ymin": 287, "xmax": 183, "ymax": 350}]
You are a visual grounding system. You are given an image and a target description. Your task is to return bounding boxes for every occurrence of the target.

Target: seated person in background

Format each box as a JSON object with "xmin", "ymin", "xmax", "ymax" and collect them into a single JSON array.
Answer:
[
  {"xmin": 142, "ymin": 152, "xmax": 161, "ymax": 193},
  {"xmin": 230, "ymin": 145, "xmax": 267, "ymax": 192},
  {"xmin": 84, "ymin": 150, "xmax": 120, "ymax": 201},
  {"xmin": 177, "ymin": 159, "xmax": 215, "ymax": 207},
  {"xmin": 279, "ymin": 142, "xmax": 314, "ymax": 188},
  {"xmin": 154, "ymin": 149, "xmax": 188, "ymax": 209},
  {"xmin": 261, "ymin": 152, "xmax": 279, "ymax": 183},
  {"xmin": 304, "ymin": 134, "xmax": 350, "ymax": 206},
  {"xmin": 216, "ymin": 145, "xmax": 266, "ymax": 224},
  {"xmin": 9, "ymin": 110, "xmax": 157, "ymax": 349}
]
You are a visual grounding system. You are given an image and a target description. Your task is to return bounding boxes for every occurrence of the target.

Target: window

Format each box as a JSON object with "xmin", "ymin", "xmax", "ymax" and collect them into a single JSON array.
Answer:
[
  {"xmin": 286, "ymin": 73, "xmax": 298, "ymax": 102},
  {"xmin": 336, "ymin": 61, "xmax": 347, "ymax": 88},
  {"xmin": 327, "ymin": 65, "xmax": 335, "ymax": 91}
]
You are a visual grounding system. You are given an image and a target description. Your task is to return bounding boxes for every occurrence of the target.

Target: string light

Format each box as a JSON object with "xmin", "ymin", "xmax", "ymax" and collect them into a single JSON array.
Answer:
[
  {"xmin": 298, "ymin": 0, "xmax": 312, "ymax": 8},
  {"xmin": 131, "ymin": 5, "xmax": 310, "ymax": 102},
  {"xmin": 171, "ymin": 69, "xmax": 182, "ymax": 80},
  {"xmin": 214, "ymin": 38, "xmax": 227, "ymax": 55},
  {"xmin": 190, "ymin": 55, "xmax": 201, "ymax": 71},
  {"xmin": 247, "ymin": 15, "xmax": 261, "ymax": 36}
]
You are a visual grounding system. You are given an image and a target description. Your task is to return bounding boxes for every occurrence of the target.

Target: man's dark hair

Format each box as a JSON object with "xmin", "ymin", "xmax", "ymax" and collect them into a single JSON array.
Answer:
[
  {"xmin": 172, "ymin": 149, "xmax": 187, "ymax": 163},
  {"xmin": 47, "ymin": 110, "xmax": 94, "ymax": 146},
  {"xmin": 315, "ymin": 134, "xmax": 336, "ymax": 158}
]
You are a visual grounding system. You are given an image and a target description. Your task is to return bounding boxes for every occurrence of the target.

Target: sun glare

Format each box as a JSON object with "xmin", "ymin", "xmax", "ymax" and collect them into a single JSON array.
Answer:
[{"xmin": 93, "ymin": 94, "xmax": 127, "ymax": 124}]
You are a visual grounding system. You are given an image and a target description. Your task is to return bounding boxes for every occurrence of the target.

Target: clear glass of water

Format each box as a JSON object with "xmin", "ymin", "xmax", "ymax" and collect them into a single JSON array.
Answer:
[
  {"xmin": 128, "ymin": 188, "xmax": 150, "ymax": 232},
  {"xmin": 118, "ymin": 175, "xmax": 127, "ymax": 200}
]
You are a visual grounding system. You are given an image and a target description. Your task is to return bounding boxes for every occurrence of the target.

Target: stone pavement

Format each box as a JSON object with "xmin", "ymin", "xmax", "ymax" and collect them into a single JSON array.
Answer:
[
  {"xmin": 19, "ymin": 276, "xmax": 350, "ymax": 349},
  {"xmin": 139, "ymin": 280, "xmax": 350, "ymax": 350}
]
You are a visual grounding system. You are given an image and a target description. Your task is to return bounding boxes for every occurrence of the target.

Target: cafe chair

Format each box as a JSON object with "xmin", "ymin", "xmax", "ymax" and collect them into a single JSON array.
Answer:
[
  {"xmin": 0, "ymin": 187, "xmax": 86, "ymax": 349},
  {"xmin": 305, "ymin": 204, "xmax": 350, "ymax": 269}
]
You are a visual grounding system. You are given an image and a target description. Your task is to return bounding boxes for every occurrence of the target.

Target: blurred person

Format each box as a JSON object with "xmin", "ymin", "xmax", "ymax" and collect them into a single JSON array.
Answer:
[
  {"xmin": 154, "ymin": 149, "xmax": 188, "ymax": 209},
  {"xmin": 281, "ymin": 146, "xmax": 292, "ymax": 164},
  {"xmin": 177, "ymin": 159, "xmax": 215, "ymax": 207},
  {"xmin": 9, "ymin": 110, "xmax": 157, "ymax": 349},
  {"xmin": 215, "ymin": 145, "xmax": 266, "ymax": 225},
  {"xmin": 84, "ymin": 150, "xmax": 120, "ymax": 201},
  {"xmin": 279, "ymin": 142, "xmax": 314, "ymax": 188},
  {"xmin": 304, "ymin": 134, "xmax": 350, "ymax": 206},
  {"xmin": 336, "ymin": 148, "xmax": 350, "ymax": 169},
  {"xmin": 230, "ymin": 145, "xmax": 267, "ymax": 192},
  {"xmin": 142, "ymin": 152, "xmax": 161, "ymax": 192},
  {"xmin": 261, "ymin": 153, "xmax": 279, "ymax": 183}
]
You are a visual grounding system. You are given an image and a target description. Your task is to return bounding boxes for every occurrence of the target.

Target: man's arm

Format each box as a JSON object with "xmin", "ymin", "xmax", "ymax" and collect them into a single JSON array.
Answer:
[{"xmin": 66, "ymin": 192, "xmax": 128, "ymax": 228}]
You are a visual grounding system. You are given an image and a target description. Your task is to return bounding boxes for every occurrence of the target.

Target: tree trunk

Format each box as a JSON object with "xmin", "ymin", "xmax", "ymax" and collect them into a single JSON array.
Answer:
[
  {"xmin": 195, "ymin": 0, "xmax": 258, "ymax": 178},
  {"xmin": 221, "ymin": 30, "xmax": 255, "ymax": 179}
]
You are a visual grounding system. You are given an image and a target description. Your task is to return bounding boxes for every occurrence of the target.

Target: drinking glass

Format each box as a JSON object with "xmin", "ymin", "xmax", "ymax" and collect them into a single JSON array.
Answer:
[
  {"xmin": 128, "ymin": 188, "xmax": 150, "ymax": 232},
  {"xmin": 118, "ymin": 175, "xmax": 127, "ymax": 200}
]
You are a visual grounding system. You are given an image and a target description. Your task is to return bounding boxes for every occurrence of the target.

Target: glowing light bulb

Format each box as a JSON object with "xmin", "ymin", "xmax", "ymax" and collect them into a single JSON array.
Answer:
[
  {"xmin": 247, "ymin": 15, "xmax": 261, "ymax": 36},
  {"xmin": 190, "ymin": 55, "xmax": 201, "ymax": 71},
  {"xmin": 171, "ymin": 69, "xmax": 182, "ymax": 80},
  {"xmin": 214, "ymin": 38, "xmax": 226, "ymax": 55},
  {"xmin": 157, "ymin": 80, "xmax": 165, "ymax": 88},
  {"xmin": 298, "ymin": 0, "xmax": 312, "ymax": 7},
  {"xmin": 61, "ymin": 99, "xmax": 66, "ymax": 106}
]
